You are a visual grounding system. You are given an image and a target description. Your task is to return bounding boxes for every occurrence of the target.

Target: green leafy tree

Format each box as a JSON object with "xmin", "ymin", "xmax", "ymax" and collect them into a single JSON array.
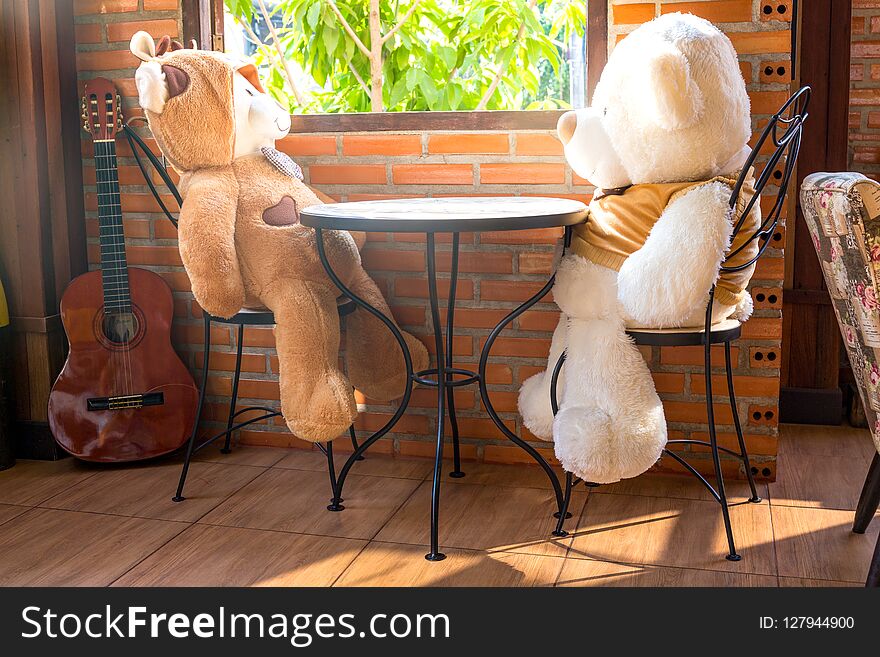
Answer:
[{"xmin": 224, "ymin": 0, "xmax": 586, "ymax": 113}]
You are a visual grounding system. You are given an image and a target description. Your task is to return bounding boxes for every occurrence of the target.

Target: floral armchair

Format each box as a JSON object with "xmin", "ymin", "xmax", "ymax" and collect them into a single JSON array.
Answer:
[{"xmin": 800, "ymin": 172, "xmax": 880, "ymax": 587}]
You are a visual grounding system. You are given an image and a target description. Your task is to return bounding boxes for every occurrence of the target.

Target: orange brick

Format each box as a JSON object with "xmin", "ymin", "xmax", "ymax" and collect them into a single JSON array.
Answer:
[
  {"xmin": 277, "ymin": 135, "xmax": 336, "ymax": 156},
  {"xmin": 663, "ymin": 401, "xmax": 734, "ymax": 425},
  {"xmin": 739, "ymin": 61, "xmax": 753, "ymax": 84},
  {"xmin": 394, "ymin": 277, "xmax": 474, "ymax": 300},
  {"xmin": 361, "ymin": 249, "xmax": 425, "ymax": 272},
  {"xmin": 660, "ymin": 345, "xmax": 739, "ymax": 367},
  {"xmin": 749, "ymin": 346, "xmax": 780, "ymax": 368},
  {"xmin": 107, "ymin": 19, "xmax": 178, "ymax": 42},
  {"xmin": 173, "ymin": 323, "xmax": 231, "ymax": 347},
  {"xmin": 759, "ymin": 0, "xmax": 793, "ymax": 22},
  {"xmin": 480, "ymin": 163, "xmax": 565, "ymax": 185},
  {"xmin": 124, "ymin": 245, "xmax": 182, "ymax": 267},
  {"xmin": 143, "ymin": 0, "xmax": 178, "ymax": 9},
  {"xmin": 515, "ymin": 133, "xmax": 563, "ymax": 155},
  {"xmin": 354, "ymin": 412, "xmax": 429, "ymax": 434},
  {"xmin": 613, "ymin": 3, "xmax": 654, "ymax": 24},
  {"xmin": 421, "ymin": 334, "xmax": 472, "ymax": 356},
  {"xmin": 751, "ymin": 287, "xmax": 782, "ymax": 309},
  {"xmin": 428, "ymin": 133, "xmax": 508, "ymax": 154},
  {"xmin": 442, "ymin": 417, "xmax": 515, "ymax": 440},
  {"xmin": 747, "ymin": 404, "xmax": 778, "ymax": 426},
  {"xmin": 754, "ymin": 257, "xmax": 783, "ymax": 279},
  {"xmin": 343, "ymin": 134, "xmax": 422, "ymax": 156},
  {"xmin": 518, "ymin": 252, "xmax": 555, "ymax": 275},
  {"xmin": 439, "ymin": 307, "xmax": 507, "ymax": 329},
  {"xmin": 195, "ymin": 351, "xmax": 268, "ymax": 373},
  {"xmin": 435, "ymin": 251, "xmax": 512, "ymax": 274},
  {"xmin": 518, "ymin": 310, "xmax": 559, "ymax": 332},
  {"xmin": 389, "ymin": 304, "xmax": 425, "ymax": 326},
  {"xmin": 690, "ymin": 431, "xmax": 778, "ymax": 457},
  {"xmin": 76, "ymin": 49, "xmax": 138, "ymax": 71},
  {"xmin": 851, "ymin": 88, "xmax": 880, "ymax": 106},
  {"xmin": 409, "ymin": 388, "xmax": 474, "ymax": 409},
  {"xmin": 661, "ymin": 1, "xmax": 752, "ymax": 23},
  {"xmin": 483, "ymin": 363, "xmax": 513, "ymax": 384},
  {"xmin": 652, "ymin": 372, "xmax": 686, "ymax": 394},
  {"xmin": 158, "ymin": 271, "xmax": 192, "ymax": 292},
  {"xmin": 309, "ymin": 164, "xmax": 386, "ymax": 185},
  {"xmin": 480, "ymin": 227, "xmax": 563, "ymax": 244},
  {"xmin": 480, "ymin": 336, "xmax": 550, "ymax": 358},
  {"xmin": 237, "ymin": 379, "xmax": 281, "ymax": 400},
  {"xmin": 243, "ymin": 327, "xmax": 276, "ymax": 348},
  {"xmin": 741, "ymin": 317, "xmax": 782, "ymax": 340},
  {"xmin": 749, "ymin": 90, "xmax": 790, "ymax": 115},
  {"xmin": 74, "ymin": 0, "xmax": 138, "ymax": 14},
  {"xmin": 75, "ymin": 23, "xmax": 102, "ymax": 43},
  {"xmin": 392, "ymin": 164, "xmax": 473, "ymax": 185},
  {"xmin": 727, "ymin": 31, "xmax": 791, "ymax": 55},
  {"xmin": 481, "ymin": 279, "xmax": 550, "ymax": 302},
  {"xmin": 691, "ymin": 375, "xmax": 780, "ymax": 398}
]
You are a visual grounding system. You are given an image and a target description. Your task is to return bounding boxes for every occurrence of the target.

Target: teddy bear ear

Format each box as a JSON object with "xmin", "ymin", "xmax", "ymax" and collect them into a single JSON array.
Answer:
[
  {"xmin": 130, "ymin": 31, "xmax": 156, "ymax": 62},
  {"xmin": 644, "ymin": 45, "xmax": 704, "ymax": 131}
]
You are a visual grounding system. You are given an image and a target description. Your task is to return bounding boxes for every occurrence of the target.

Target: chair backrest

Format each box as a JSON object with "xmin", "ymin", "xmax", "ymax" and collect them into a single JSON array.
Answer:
[
  {"xmin": 722, "ymin": 86, "xmax": 811, "ymax": 275},
  {"xmin": 801, "ymin": 172, "xmax": 880, "ymax": 455},
  {"xmin": 124, "ymin": 121, "xmax": 181, "ymax": 228}
]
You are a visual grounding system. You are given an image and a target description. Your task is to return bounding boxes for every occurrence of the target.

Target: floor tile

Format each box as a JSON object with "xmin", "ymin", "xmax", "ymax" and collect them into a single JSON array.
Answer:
[
  {"xmin": 769, "ymin": 450, "xmax": 869, "ymax": 511},
  {"xmin": 0, "ymin": 508, "xmax": 186, "ymax": 586},
  {"xmin": 779, "ymin": 424, "xmax": 875, "ymax": 466},
  {"xmin": 335, "ymin": 542, "xmax": 564, "ymax": 587},
  {"xmin": 771, "ymin": 505, "xmax": 879, "ymax": 583},
  {"xmin": 114, "ymin": 524, "xmax": 366, "ymax": 587},
  {"xmin": 778, "ymin": 576, "xmax": 861, "ymax": 587},
  {"xmin": 0, "ymin": 458, "xmax": 97, "ymax": 506},
  {"xmin": 435, "ymin": 461, "xmax": 560, "ymax": 490},
  {"xmin": 375, "ymin": 481, "xmax": 585, "ymax": 557},
  {"xmin": 194, "ymin": 445, "xmax": 289, "ymax": 468},
  {"xmin": 42, "ymin": 461, "xmax": 264, "ymax": 522},
  {"xmin": 600, "ymin": 472, "xmax": 768, "ymax": 505},
  {"xmin": 557, "ymin": 558, "xmax": 778, "ymax": 587},
  {"xmin": 274, "ymin": 448, "xmax": 433, "ymax": 480},
  {"xmin": 568, "ymin": 492, "xmax": 777, "ymax": 575},
  {"xmin": 0, "ymin": 503, "xmax": 29, "ymax": 526},
  {"xmin": 200, "ymin": 468, "xmax": 421, "ymax": 540}
]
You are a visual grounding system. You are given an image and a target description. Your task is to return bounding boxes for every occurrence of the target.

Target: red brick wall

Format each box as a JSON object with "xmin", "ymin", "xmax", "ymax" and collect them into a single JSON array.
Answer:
[
  {"xmin": 851, "ymin": 0, "xmax": 880, "ymax": 176},
  {"xmin": 74, "ymin": 0, "xmax": 791, "ymax": 479}
]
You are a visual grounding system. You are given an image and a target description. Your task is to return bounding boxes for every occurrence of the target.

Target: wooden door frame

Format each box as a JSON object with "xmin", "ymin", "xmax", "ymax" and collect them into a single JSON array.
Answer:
[{"xmin": 779, "ymin": 0, "xmax": 852, "ymax": 424}]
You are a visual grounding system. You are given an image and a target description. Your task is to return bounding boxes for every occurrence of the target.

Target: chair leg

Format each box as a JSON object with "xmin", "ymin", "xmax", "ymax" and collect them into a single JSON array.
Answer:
[
  {"xmin": 325, "ymin": 439, "xmax": 344, "ymax": 509},
  {"xmin": 349, "ymin": 425, "xmax": 364, "ymax": 461},
  {"xmin": 867, "ymin": 532, "xmax": 880, "ymax": 587},
  {"xmin": 725, "ymin": 341, "xmax": 761, "ymax": 503},
  {"xmin": 222, "ymin": 323, "xmax": 245, "ymax": 454},
  {"xmin": 706, "ymin": 336, "xmax": 740, "ymax": 561},
  {"xmin": 854, "ymin": 453, "xmax": 880, "ymax": 534},
  {"xmin": 173, "ymin": 315, "xmax": 211, "ymax": 502},
  {"xmin": 552, "ymin": 472, "xmax": 574, "ymax": 537}
]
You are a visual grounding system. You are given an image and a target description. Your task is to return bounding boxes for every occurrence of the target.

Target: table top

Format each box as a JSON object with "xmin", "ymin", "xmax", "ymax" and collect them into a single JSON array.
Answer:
[{"xmin": 300, "ymin": 196, "xmax": 588, "ymax": 233}]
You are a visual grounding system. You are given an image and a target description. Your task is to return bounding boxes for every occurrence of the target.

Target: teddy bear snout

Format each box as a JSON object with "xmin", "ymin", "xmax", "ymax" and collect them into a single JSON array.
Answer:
[{"xmin": 557, "ymin": 110, "xmax": 577, "ymax": 145}]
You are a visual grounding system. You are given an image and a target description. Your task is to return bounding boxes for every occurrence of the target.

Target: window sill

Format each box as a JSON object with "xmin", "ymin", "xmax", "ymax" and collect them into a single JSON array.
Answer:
[{"xmin": 289, "ymin": 110, "xmax": 565, "ymax": 133}]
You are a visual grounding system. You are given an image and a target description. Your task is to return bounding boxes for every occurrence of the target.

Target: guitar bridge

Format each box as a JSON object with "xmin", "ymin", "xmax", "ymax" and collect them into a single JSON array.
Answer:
[{"xmin": 87, "ymin": 392, "xmax": 164, "ymax": 411}]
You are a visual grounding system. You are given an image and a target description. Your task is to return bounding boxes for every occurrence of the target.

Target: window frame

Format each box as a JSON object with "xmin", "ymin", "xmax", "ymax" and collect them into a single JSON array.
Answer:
[{"xmin": 182, "ymin": 0, "xmax": 607, "ymax": 132}]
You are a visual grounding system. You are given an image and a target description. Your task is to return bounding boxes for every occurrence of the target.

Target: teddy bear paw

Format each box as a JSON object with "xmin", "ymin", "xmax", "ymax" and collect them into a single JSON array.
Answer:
[
  {"xmin": 518, "ymin": 372, "xmax": 555, "ymax": 440},
  {"xmin": 553, "ymin": 405, "xmax": 666, "ymax": 484}
]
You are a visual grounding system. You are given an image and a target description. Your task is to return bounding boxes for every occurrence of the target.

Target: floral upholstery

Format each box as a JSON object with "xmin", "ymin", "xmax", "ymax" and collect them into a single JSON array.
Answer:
[{"xmin": 801, "ymin": 172, "xmax": 880, "ymax": 454}]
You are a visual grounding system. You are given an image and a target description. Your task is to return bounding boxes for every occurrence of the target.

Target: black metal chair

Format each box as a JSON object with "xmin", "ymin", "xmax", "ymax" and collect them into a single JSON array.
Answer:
[
  {"xmin": 123, "ymin": 124, "xmax": 362, "ymax": 503},
  {"xmin": 550, "ymin": 87, "xmax": 811, "ymax": 560}
]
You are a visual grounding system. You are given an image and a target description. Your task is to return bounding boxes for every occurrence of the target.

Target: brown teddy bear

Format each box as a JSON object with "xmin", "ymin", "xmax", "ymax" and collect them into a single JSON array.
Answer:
[{"xmin": 129, "ymin": 32, "xmax": 428, "ymax": 443}]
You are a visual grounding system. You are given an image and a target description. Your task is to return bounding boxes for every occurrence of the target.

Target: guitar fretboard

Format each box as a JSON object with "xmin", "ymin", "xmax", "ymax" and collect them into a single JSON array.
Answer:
[{"xmin": 94, "ymin": 139, "xmax": 131, "ymax": 314}]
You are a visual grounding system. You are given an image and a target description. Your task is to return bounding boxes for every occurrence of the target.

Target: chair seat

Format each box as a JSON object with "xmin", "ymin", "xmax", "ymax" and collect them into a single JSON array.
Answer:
[
  {"xmin": 207, "ymin": 296, "xmax": 355, "ymax": 325},
  {"xmin": 626, "ymin": 318, "xmax": 741, "ymax": 346}
]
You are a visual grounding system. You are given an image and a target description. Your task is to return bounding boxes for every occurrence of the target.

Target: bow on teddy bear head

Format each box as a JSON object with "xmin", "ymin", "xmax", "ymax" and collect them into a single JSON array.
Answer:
[
  {"xmin": 557, "ymin": 13, "xmax": 751, "ymax": 191},
  {"xmin": 130, "ymin": 31, "xmax": 291, "ymax": 172}
]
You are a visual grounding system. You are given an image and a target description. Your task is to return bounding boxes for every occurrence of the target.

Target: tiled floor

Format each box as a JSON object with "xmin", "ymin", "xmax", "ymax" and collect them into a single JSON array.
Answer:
[{"xmin": 0, "ymin": 424, "xmax": 877, "ymax": 587}]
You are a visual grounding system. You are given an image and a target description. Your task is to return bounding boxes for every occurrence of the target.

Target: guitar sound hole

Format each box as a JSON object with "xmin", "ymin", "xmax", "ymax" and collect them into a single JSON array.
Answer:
[{"xmin": 102, "ymin": 312, "xmax": 139, "ymax": 345}]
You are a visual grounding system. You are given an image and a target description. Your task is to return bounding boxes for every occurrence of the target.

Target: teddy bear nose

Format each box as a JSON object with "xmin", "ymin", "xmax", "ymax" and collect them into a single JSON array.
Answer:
[{"xmin": 557, "ymin": 111, "xmax": 577, "ymax": 145}]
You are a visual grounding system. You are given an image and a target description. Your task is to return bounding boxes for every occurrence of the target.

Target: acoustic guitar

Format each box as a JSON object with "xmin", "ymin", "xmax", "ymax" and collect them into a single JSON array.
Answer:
[{"xmin": 48, "ymin": 78, "xmax": 198, "ymax": 462}]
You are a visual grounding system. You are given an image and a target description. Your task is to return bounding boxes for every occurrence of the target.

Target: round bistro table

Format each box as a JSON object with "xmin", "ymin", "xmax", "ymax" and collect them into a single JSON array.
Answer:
[{"xmin": 301, "ymin": 197, "xmax": 587, "ymax": 561}]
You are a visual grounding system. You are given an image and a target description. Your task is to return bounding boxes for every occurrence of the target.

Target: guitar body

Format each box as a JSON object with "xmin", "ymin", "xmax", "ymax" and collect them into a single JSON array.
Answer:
[{"xmin": 49, "ymin": 268, "xmax": 198, "ymax": 462}]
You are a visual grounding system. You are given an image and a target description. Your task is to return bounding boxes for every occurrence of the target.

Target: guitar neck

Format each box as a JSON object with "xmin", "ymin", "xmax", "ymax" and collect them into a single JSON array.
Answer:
[{"xmin": 94, "ymin": 139, "xmax": 131, "ymax": 314}]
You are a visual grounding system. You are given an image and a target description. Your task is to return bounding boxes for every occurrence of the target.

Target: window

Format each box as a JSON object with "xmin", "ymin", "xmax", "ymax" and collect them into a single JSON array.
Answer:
[{"xmin": 185, "ymin": 1, "xmax": 606, "ymax": 130}]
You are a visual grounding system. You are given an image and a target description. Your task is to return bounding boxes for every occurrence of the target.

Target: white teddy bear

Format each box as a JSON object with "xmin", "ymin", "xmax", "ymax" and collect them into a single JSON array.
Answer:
[{"xmin": 519, "ymin": 13, "xmax": 759, "ymax": 485}]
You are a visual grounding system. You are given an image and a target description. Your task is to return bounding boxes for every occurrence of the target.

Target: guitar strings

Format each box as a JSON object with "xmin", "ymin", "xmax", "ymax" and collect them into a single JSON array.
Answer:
[{"xmin": 96, "ymin": 139, "xmax": 134, "ymax": 397}]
